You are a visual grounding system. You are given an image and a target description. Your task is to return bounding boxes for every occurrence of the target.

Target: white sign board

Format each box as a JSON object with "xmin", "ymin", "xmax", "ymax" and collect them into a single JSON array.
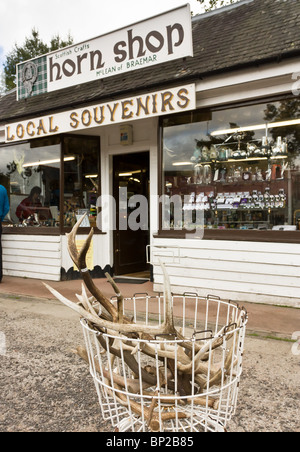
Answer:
[
  {"xmin": 6, "ymin": 84, "xmax": 196, "ymax": 142},
  {"xmin": 17, "ymin": 5, "xmax": 193, "ymax": 99}
]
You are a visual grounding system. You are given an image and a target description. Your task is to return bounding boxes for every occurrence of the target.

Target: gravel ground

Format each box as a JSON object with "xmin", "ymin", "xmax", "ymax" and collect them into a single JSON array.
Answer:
[{"xmin": 0, "ymin": 294, "xmax": 299, "ymax": 433}]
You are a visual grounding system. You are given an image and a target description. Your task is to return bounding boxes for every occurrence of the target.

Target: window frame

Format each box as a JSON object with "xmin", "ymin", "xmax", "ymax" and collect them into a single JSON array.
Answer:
[
  {"xmin": 1, "ymin": 133, "xmax": 104, "ymax": 236},
  {"xmin": 157, "ymin": 95, "xmax": 300, "ymax": 243}
]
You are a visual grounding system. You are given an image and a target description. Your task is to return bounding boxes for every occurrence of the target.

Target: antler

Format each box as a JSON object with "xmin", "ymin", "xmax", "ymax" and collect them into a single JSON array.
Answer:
[
  {"xmin": 45, "ymin": 215, "xmax": 245, "ymax": 432},
  {"xmin": 45, "ymin": 215, "xmax": 177, "ymax": 338},
  {"xmin": 66, "ymin": 214, "xmax": 119, "ymax": 322}
]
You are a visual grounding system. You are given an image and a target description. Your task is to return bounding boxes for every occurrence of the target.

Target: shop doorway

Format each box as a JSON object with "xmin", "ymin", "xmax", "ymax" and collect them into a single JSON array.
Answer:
[{"xmin": 113, "ymin": 152, "xmax": 150, "ymax": 276}]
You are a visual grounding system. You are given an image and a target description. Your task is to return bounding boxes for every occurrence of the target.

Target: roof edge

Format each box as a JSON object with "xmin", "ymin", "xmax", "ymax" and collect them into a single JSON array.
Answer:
[
  {"xmin": 1, "ymin": 49, "xmax": 299, "ymax": 125},
  {"xmin": 192, "ymin": 0, "xmax": 255, "ymax": 22}
]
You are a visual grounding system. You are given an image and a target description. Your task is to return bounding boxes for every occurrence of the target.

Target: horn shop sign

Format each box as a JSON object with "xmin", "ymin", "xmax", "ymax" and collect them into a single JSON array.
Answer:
[
  {"xmin": 5, "ymin": 84, "xmax": 196, "ymax": 142},
  {"xmin": 16, "ymin": 5, "xmax": 193, "ymax": 99}
]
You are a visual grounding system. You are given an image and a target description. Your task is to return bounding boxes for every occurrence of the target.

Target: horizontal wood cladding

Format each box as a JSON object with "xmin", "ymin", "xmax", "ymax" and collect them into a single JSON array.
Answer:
[
  {"xmin": 151, "ymin": 238, "xmax": 300, "ymax": 306},
  {"xmin": 2, "ymin": 235, "xmax": 61, "ymax": 281}
]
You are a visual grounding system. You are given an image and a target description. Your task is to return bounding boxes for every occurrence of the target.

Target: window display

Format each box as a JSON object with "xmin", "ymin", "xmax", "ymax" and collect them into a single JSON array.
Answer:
[
  {"xmin": 162, "ymin": 99, "xmax": 300, "ymax": 232},
  {"xmin": 0, "ymin": 137, "xmax": 61, "ymax": 227},
  {"xmin": 0, "ymin": 135, "xmax": 100, "ymax": 231}
]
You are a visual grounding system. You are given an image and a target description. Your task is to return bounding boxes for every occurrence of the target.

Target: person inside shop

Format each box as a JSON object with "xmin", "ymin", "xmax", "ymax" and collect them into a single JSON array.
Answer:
[
  {"xmin": 16, "ymin": 186, "xmax": 43, "ymax": 221},
  {"xmin": 0, "ymin": 185, "xmax": 9, "ymax": 283}
]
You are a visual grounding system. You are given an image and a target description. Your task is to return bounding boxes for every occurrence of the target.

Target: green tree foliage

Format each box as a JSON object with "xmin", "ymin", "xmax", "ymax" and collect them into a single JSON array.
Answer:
[
  {"xmin": 197, "ymin": 0, "xmax": 238, "ymax": 12},
  {"xmin": 3, "ymin": 28, "xmax": 73, "ymax": 91}
]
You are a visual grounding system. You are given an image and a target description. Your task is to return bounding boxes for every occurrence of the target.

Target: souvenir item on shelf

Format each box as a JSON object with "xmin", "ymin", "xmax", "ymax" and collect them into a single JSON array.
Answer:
[
  {"xmin": 261, "ymin": 136, "xmax": 272, "ymax": 157},
  {"xmin": 272, "ymin": 137, "xmax": 281, "ymax": 156},
  {"xmin": 232, "ymin": 196, "xmax": 241, "ymax": 209},
  {"xmin": 227, "ymin": 165, "xmax": 234, "ymax": 183},
  {"xmin": 209, "ymin": 145, "xmax": 218, "ymax": 161},
  {"xmin": 279, "ymin": 188, "xmax": 287, "ymax": 207},
  {"xmin": 264, "ymin": 187, "xmax": 270, "ymax": 201},
  {"xmin": 240, "ymin": 197, "xmax": 248, "ymax": 208},
  {"xmin": 253, "ymin": 146, "xmax": 264, "ymax": 158},
  {"xmin": 242, "ymin": 167, "xmax": 252, "ymax": 181},
  {"xmin": 233, "ymin": 166, "xmax": 242, "ymax": 182},
  {"xmin": 258, "ymin": 193, "xmax": 264, "ymax": 204},
  {"xmin": 271, "ymin": 164, "xmax": 282, "ymax": 180},
  {"xmin": 279, "ymin": 188, "xmax": 285, "ymax": 198},
  {"xmin": 281, "ymin": 161, "xmax": 289, "ymax": 178},
  {"xmin": 255, "ymin": 167, "xmax": 264, "ymax": 181},
  {"xmin": 281, "ymin": 139, "xmax": 288, "ymax": 155},
  {"xmin": 213, "ymin": 168, "xmax": 219, "ymax": 182},
  {"xmin": 247, "ymin": 142, "xmax": 257, "ymax": 158},
  {"xmin": 265, "ymin": 164, "xmax": 272, "ymax": 181},
  {"xmin": 218, "ymin": 146, "xmax": 229, "ymax": 161},
  {"xmin": 271, "ymin": 136, "xmax": 288, "ymax": 157},
  {"xmin": 193, "ymin": 164, "xmax": 201, "ymax": 184},
  {"xmin": 220, "ymin": 168, "xmax": 227, "ymax": 183},
  {"xmin": 201, "ymin": 146, "xmax": 210, "ymax": 162},
  {"xmin": 232, "ymin": 150, "xmax": 242, "ymax": 159},
  {"xmin": 275, "ymin": 194, "xmax": 280, "ymax": 208},
  {"xmin": 203, "ymin": 165, "xmax": 212, "ymax": 184}
]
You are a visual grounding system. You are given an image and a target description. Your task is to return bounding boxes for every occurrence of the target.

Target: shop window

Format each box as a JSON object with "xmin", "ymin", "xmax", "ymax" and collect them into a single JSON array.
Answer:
[
  {"xmin": 0, "ymin": 137, "xmax": 60, "ymax": 227},
  {"xmin": 162, "ymin": 98, "xmax": 300, "ymax": 233},
  {"xmin": 63, "ymin": 136, "xmax": 100, "ymax": 230},
  {"xmin": 0, "ymin": 134, "xmax": 100, "ymax": 232}
]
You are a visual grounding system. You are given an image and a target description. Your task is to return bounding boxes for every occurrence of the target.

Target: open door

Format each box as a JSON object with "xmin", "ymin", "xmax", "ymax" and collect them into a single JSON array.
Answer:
[{"xmin": 113, "ymin": 152, "xmax": 150, "ymax": 276}]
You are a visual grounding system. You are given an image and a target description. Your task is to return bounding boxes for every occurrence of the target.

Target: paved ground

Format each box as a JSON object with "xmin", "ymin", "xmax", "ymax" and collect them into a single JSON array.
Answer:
[
  {"xmin": 1, "ymin": 275, "xmax": 300, "ymax": 339},
  {"xmin": 0, "ymin": 277, "xmax": 299, "ymax": 432}
]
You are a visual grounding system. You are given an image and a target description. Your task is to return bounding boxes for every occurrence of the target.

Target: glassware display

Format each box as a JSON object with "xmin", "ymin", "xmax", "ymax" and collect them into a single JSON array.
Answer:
[{"xmin": 162, "ymin": 99, "xmax": 300, "ymax": 231}]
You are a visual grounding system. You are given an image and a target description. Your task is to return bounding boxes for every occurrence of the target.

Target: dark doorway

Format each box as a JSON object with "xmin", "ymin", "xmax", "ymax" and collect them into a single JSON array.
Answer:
[{"xmin": 113, "ymin": 152, "xmax": 150, "ymax": 276}]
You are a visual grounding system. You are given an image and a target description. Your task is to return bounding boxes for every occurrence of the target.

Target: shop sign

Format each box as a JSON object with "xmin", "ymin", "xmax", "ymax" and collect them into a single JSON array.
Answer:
[
  {"xmin": 16, "ymin": 5, "xmax": 193, "ymax": 100},
  {"xmin": 5, "ymin": 84, "xmax": 196, "ymax": 143}
]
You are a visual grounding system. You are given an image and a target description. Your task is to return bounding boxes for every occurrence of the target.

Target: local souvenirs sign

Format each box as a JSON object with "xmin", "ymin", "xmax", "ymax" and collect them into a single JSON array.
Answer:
[
  {"xmin": 6, "ymin": 84, "xmax": 196, "ymax": 142},
  {"xmin": 16, "ymin": 5, "xmax": 193, "ymax": 100}
]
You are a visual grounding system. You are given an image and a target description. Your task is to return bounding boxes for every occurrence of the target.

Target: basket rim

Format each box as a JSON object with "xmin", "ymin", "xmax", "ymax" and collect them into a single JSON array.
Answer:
[{"xmin": 80, "ymin": 314, "xmax": 248, "ymax": 344}]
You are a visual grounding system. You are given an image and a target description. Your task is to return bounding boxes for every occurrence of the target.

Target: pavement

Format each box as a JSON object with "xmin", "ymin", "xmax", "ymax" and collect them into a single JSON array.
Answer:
[{"xmin": 0, "ymin": 275, "xmax": 299, "ymax": 340}]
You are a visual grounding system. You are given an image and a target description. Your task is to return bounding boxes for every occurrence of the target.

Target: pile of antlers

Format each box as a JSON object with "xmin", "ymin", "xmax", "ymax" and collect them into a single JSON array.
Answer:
[{"xmin": 45, "ymin": 216, "xmax": 246, "ymax": 432}]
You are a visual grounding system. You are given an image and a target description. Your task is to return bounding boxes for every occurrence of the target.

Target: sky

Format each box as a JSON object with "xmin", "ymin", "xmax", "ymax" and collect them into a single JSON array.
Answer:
[{"xmin": 0, "ymin": 0, "xmax": 206, "ymax": 74}]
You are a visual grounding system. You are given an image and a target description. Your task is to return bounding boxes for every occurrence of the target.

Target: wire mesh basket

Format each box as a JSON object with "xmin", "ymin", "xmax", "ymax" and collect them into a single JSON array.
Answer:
[{"xmin": 81, "ymin": 293, "xmax": 248, "ymax": 433}]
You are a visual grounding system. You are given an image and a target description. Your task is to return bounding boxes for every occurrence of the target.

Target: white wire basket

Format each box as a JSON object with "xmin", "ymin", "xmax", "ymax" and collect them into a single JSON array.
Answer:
[{"xmin": 81, "ymin": 293, "xmax": 248, "ymax": 433}]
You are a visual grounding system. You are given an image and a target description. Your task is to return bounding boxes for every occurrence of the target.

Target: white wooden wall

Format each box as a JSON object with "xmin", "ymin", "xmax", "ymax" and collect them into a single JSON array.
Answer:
[
  {"xmin": 2, "ymin": 233, "xmax": 111, "ymax": 282},
  {"xmin": 2, "ymin": 234, "xmax": 61, "ymax": 281},
  {"xmin": 151, "ymin": 238, "xmax": 300, "ymax": 308}
]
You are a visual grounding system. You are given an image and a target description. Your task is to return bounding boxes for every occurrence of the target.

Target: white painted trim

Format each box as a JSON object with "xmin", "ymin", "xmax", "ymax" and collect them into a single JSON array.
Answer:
[{"xmin": 196, "ymin": 58, "xmax": 300, "ymax": 92}]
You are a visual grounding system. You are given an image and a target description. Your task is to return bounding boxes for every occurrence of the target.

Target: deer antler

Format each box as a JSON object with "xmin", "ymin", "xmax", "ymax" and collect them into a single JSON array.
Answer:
[
  {"xmin": 45, "ymin": 215, "xmax": 246, "ymax": 432},
  {"xmin": 45, "ymin": 215, "xmax": 178, "ymax": 338},
  {"xmin": 66, "ymin": 215, "xmax": 118, "ymax": 321}
]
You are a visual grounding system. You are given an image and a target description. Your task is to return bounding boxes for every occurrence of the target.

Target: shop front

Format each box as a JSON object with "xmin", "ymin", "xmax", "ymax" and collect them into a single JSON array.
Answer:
[
  {"xmin": 0, "ymin": 83, "xmax": 195, "ymax": 281},
  {"xmin": 1, "ymin": 0, "xmax": 300, "ymax": 307}
]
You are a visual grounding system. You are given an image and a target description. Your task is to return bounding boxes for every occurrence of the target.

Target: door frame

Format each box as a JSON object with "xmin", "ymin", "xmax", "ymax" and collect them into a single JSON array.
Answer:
[{"xmin": 112, "ymin": 150, "xmax": 150, "ymax": 276}]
